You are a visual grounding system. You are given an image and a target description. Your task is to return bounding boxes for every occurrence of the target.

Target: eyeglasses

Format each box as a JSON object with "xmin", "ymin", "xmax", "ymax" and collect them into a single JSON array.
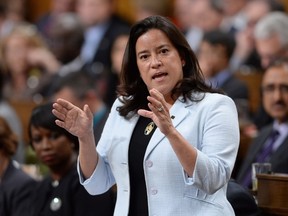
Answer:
[{"xmin": 262, "ymin": 84, "xmax": 288, "ymax": 95}]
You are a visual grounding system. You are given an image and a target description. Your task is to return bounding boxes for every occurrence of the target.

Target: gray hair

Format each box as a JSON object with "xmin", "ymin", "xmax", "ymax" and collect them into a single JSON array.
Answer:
[{"xmin": 254, "ymin": 12, "xmax": 288, "ymax": 47}]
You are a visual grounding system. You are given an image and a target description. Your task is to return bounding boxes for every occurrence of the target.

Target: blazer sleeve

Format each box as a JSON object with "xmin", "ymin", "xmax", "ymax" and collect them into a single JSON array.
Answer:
[{"xmin": 183, "ymin": 94, "xmax": 240, "ymax": 194}]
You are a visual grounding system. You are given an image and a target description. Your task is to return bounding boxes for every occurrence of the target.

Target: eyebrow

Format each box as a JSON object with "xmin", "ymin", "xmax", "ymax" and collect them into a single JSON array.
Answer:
[{"xmin": 137, "ymin": 44, "xmax": 170, "ymax": 56}]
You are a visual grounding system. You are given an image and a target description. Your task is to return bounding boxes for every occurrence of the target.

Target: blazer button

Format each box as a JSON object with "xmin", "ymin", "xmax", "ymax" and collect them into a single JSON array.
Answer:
[
  {"xmin": 151, "ymin": 188, "xmax": 158, "ymax": 195},
  {"xmin": 146, "ymin": 160, "xmax": 153, "ymax": 168}
]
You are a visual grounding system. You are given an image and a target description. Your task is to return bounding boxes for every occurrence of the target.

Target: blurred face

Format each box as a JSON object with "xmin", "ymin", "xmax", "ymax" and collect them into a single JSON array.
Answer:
[
  {"xmin": 52, "ymin": 87, "xmax": 83, "ymax": 108},
  {"xmin": 30, "ymin": 126, "xmax": 74, "ymax": 168},
  {"xmin": 197, "ymin": 41, "xmax": 227, "ymax": 78},
  {"xmin": 262, "ymin": 65, "xmax": 288, "ymax": 123},
  {"xmin": 111, "ymin": 35, "xmax": 129, "ymax": 75},
  {"xmin": 136, "ymin": 29, "xmax": 184, "ymax": 104},
  {"xmin": 4, "ymin": 35, "xmax": 29, "ymax": 74},
  {"xmin": 52, "ymin": 0, "xmax": 75, "ymax": 14},
  {"xmin": 76, "ymin": 0, "xmax": 113, "ymax": 27},
  {"xmin": 256, "ymin": 34, "xmax": 288, "ymax": 69}
]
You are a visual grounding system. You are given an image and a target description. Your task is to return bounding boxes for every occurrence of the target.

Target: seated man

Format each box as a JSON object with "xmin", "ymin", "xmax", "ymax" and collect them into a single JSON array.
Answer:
[{"xmin": 236, "ymin": 58, "xmax": 288, "ymax": 189}]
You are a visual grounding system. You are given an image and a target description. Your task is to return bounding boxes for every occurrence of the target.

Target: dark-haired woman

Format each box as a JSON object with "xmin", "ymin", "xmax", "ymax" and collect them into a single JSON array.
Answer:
[
  {"xmin": 28, "ymin": 102, "xmax": 115, "ymax": 216},
  {"xmin": 53, "ymin": 15, "xmax": 239, "ymax": 215}
]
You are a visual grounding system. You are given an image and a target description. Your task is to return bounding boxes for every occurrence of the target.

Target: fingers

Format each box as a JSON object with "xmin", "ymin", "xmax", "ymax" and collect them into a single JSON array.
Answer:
[
  {"xmin": 148, "ymin": 89, "xmax": 167, "ymax": 113},
  {"xmin": 83, "ymin": 104, "xmax": 94, "ymax": 120}
]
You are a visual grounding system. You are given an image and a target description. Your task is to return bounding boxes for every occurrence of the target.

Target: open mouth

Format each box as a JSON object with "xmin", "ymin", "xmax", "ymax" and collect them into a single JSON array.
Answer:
[{"xmin": 152, "ymin": 72, "xmax": 168, "ymax": 79}]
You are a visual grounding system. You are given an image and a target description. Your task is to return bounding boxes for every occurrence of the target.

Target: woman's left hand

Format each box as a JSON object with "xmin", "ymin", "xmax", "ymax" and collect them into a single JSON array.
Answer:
[{"xmin": 138, "ymin": 88, "xmax": 174, "ymax": 135}]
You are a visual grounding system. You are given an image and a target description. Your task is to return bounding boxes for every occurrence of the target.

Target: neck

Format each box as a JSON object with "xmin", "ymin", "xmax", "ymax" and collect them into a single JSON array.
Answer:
[{"xmin": 50, "ymin": 155, "xmax": 75, "ymax": 181}]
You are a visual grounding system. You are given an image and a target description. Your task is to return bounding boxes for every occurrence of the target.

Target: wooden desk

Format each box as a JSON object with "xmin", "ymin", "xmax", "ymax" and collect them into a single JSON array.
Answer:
[{"xmin": 257, "ymin": 173, "xmax": 288, "ymax": 216}]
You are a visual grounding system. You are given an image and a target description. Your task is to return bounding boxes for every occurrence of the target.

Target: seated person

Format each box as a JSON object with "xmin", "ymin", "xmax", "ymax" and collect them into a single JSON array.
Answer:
[
  {"xmin": 28, "ymin": 102, "xmax": 115, "ymax": 216},
  {"xmin": 0, "ymin": 116, "xmax": 36, "ymax": 216},
  {"xmin": 236, "ymin": 58, "xmax": 288, "ymax": 189}
]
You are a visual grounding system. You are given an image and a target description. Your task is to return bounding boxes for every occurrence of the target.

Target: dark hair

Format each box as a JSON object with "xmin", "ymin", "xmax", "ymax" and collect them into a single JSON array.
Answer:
[
  {"xmin": 117, "ymin": 15, "xmax": 218, "ymax": 118},
  {"xmin": 28, "ymin": 102, "xmax": 79, "ymax": 150},
  {"xmin": 0, "ymin": 116, "xmax": 18, "ymax": 157},
  {"xmin": 202, "ymin": 29, "xmax": 236, "ymax": 59}
]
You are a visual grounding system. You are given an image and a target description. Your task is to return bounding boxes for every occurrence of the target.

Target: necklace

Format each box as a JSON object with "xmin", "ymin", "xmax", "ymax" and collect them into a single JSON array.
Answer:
[{"xmin": 144, "ymin": 122, "xmax": 155, "ymax": 135}]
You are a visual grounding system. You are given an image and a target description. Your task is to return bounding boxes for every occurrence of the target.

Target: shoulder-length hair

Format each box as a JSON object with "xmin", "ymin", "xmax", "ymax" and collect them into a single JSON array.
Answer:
[{"xmin": 117, "ymin": 15, "xmax": 219, "ymax": 118}]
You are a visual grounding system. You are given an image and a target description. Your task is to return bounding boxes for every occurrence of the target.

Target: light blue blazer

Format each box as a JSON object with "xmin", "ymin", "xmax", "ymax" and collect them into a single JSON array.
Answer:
[{"xmin": 78, "ymin": 92, "xmax": 240, "ymax": 216}]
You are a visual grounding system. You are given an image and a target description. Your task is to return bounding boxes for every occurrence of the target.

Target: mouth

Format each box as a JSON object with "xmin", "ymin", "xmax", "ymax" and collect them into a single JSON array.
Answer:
[{"xmin": 152, "ymin": 72, "xmax": 168, "ymax": 79}]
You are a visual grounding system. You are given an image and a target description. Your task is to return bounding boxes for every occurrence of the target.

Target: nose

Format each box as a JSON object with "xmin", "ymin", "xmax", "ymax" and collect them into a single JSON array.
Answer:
[
  {"xmin": 41, "ymin": 137, "xmax": 52, "ymax": 149},
  {"xmin": 151, "ymin": 55, "xmax": 162, "ymax": 68}
]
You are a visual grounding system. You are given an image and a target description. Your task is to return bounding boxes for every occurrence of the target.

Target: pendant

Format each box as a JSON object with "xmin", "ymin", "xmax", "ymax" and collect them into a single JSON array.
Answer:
[
  {"xmin": 50, "ymin": 197, "xmax": 62, "ymax": 211},
  {"xmin": 144, "ymin": 122, "xmax": 155, "ymax": 135}
]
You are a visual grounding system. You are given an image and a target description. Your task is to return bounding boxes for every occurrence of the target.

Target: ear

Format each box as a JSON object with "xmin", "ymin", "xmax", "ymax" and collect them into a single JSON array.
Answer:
[{"xmin": 182, "ymin": 59, "xmax": 186, "ymax": 67}]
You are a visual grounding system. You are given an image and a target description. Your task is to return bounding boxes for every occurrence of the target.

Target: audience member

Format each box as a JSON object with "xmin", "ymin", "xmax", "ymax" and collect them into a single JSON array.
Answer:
[
  {"xmin": 254, "ymin": 11, "xmax": 288, "ymax": 70},
  {"xmin": 49, "ymin": 70, "xmax": 109, "ymax": 144},
  {"xmin": 220, "ymin": 0, "xmax": 248, "ymax": 36},
  {"xmin": 132, "ymin": 0, "xmax": 172, "ymax": 21},
  {"xmin": 46, "ymin": 12, "xmax": 84, "ymax": 65},
  {"xmin": 0, "ymin": 68, "xmax": 24, "ymax": 163},
  {"xmin": 198, "ymin": 29, "xmax": 249, "ymax": 102},
  {"xmin": 28, "ymin": 102, "xmax": 115, "ymax": 216},
  {"xmin": 36, "ymin": 0, "xmax": 75, "ymax": 42},
  {"xmin": 236, "ymin": 58, "xmax": 288, "ymax": 189},
  {"xmin": 252, "ymin": 11, "xmax": 288, "ymax": 130},
  {"xmin": 231, "ymin": 0, "xmax": 285, "ymax": 72},
  {"xmin": 227, "ymin": 179, "xmax": 260, "ymax": 216},
  {"xmin": 174, "ymin": 0, "xmax": 224, "ymax": 53},
  {"xmin": 0, "ymin": 0, "xmax": 26, "ymax": 38},
  {"xmin": 76, "ymin": 0, "xmax": 130, "ymax": 107},
  {"xmin": 0, "ymin": 22, "xmax": 60, "ymax": 103},
  {"xmin": 108, "ymin": 32, "xmax": 129, "ymax": 104},
  {"xmin": 36, "ymin": 12, "xmax": 86, "ymax": 99},
  {"xmin": 0, "ymin": 116, "xmax": 36, "ymax": 216}
]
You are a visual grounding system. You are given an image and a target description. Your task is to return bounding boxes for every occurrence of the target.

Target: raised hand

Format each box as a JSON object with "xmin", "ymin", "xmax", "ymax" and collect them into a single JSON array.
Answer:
[
  {"xmin": 52, "ymin": 98, "xmax": 94, "ymax": 138},
  {"xmin": 137, "ymin": 88, "xmax": 174, "ymax": 136}
]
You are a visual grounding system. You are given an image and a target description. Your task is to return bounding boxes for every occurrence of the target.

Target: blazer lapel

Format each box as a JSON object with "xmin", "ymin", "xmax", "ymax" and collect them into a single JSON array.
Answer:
[{"xmin": 144, "ymin": 99, "xmax": 191, "ymax": 158}]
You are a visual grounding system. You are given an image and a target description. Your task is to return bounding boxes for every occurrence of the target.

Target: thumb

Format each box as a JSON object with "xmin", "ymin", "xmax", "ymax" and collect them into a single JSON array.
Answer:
[{"xmin": 83, "ymin": 104, "xmax": 94, "ymax": 120}]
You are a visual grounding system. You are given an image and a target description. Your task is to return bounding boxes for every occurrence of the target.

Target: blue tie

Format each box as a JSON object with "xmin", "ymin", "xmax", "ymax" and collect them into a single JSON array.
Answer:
[{"xmin": 240, "ymin": 130, "xmax": 279, "ymax": 188}]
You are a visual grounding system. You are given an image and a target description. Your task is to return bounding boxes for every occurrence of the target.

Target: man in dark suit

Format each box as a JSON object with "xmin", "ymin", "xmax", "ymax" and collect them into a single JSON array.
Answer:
[
  {"xmin": 236, "ymin": 58, "xmax": 288, "ymax": 189},
  {"xmin": 76, "ymin": 0, "xmax": 130, "ymax": 107},
  {"xmin": 198, "ymin": 29, "xmax": 249, "ymax": 101}
]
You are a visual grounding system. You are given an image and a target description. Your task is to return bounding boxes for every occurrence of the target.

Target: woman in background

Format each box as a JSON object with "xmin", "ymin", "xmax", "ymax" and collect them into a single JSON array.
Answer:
[{"xmin": 28, "ymin": 102, "xmax": 115, "ymax": 216}]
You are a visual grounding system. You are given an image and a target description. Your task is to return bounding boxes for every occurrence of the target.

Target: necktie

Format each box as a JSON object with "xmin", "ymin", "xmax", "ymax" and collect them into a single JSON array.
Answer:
[{"xmin": 240, "ymin": 130, "xmax": 279, "ymax": 188}]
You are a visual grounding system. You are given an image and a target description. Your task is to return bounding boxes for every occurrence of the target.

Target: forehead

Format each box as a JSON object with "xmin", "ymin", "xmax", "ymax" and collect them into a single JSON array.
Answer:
[
  {"xmin": 263, "ymin": 65, "xmax": 288, "ymax": 85},
  {"xmin": 136, "ymin": 29, "xmax": 171, "ymax": 47}
]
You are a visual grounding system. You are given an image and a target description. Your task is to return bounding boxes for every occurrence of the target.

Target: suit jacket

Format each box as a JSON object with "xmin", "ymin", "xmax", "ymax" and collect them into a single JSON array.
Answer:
[
  {"xmin": 227, "ymin": 179, "xmax": 260, "ymax": 216},
  {"xmin": 0, "ymin": 160, "xmax": 36, "ymax": 216},
  {"xmin": 221, "ymin": 74, "xmax": 249, "ymax": 101},
  {"xmin": 236, "ymin": 124, "xmax": 288, "ymax": 185},
  {"xmin": 84, "ymin": 16, "xmax": 130, "ymax": 107},
  {"xmin": 79, "ymin": 93, "xmax": 240, "ymax": 216}
]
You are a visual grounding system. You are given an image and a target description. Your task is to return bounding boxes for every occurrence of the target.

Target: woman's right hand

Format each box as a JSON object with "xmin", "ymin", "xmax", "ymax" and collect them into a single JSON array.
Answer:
[{"xmin": 52, "ymin": 98, "xmax": 94, "ymax": 139}]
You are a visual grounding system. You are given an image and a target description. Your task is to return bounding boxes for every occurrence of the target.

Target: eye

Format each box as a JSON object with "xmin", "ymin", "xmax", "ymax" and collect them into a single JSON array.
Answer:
[
  {"xmin": 160, "ymin": 48, "xmax": 169, "ymax": 54},
  {"xmin": 139, "ymin": 54, "xmax": 149, "ymax": 60},
  {"xmin": 49, "ymin": 132, "xmax": 62, "ymax": 140},
  {"xmin": 31, "ymin": 135, "xmax": 42, "ymax": 144}
]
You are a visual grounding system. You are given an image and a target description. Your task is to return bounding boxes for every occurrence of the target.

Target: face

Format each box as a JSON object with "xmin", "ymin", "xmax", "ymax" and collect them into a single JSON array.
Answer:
[
  {"xmin": 197, "ymin": 41, "xmax": 227, "ymax": 78},
  {"xmin": 4, "ymin": 35, "xmax": 29, "ymax": 74},
  {"xmin": 256, "ymin": 34, "xmax": 288, "ymax": 69},
  {"xmin": 111, "ymin": 34, "xmax": 129, "ymax": 75},
  {"xmin": 135, "ymin": 29, "xmax": 184, "ymax": 104},
  {"xmin": 262, "ymin": 65, "xmax": 288, "ymax": 123},
  {"xmin": 30, "ymin": 126, "xmax": 74, "ymax": 168},
  {"xmin": 52, "ymin": 87, "xmax": 83, "ymax": 108},
  {"xmin": 76, "ymin": 0, "xmax": 112, "ymax": 27}
]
